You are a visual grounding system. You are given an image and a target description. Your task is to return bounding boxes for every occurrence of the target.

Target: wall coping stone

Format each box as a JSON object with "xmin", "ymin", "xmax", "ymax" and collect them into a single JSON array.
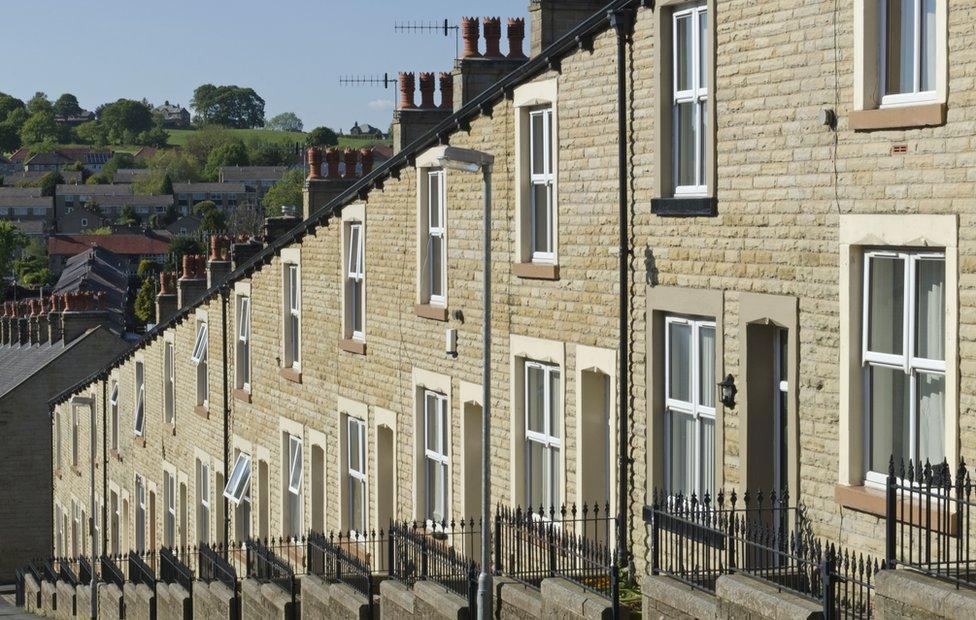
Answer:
[
  {"xmin": 541, "ymin": 576, "xmax": 618, "ymax": 619},
  {"xmin": 496, "ymin": 576, "xmax": 543, "ymax": 618},
  {"xmin": 643, "ymin": 574, "xmax": 717, "ymax": 620},
  {"xmin": 380, "ymin": 578, "xmax": 415, "ymax": 614},
  {"xmin": 415, "ymin": 579, "xmax": 469, "ymax": 619},
  {"xmin": 715, "ymin": 574, "xmax": 823, "ymax": 620},
  {"xmin": 331, "ymin": 580, "xmax": 376, "ymax": 618},
  {"xmin": 876, "ymin": 569, "xmax": 976, "ymax": 619}
]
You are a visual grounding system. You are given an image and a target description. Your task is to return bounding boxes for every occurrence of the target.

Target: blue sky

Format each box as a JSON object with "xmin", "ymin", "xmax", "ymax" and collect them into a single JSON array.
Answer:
[{"xmin": 2, "ymin": 0, "xmax": 529, "ymax": 132}]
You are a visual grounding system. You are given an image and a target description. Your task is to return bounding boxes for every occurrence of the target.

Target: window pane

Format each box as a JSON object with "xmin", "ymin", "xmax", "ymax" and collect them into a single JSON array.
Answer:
[
  {"xmin": 440, "ymin": 399, "xmax": 448, "ymax": 458},
  {"xmin": 675, "ymin": 101, "xmax": 696, "ymax": 187},
  {"xmin": 675, "ymin": 14, "xmax": 693, "ymax": 91},
  {"xmin": 698, "ymin": 99, "xmax": 707, "ymax": 186},
  {"xmin": 348, "ymin": 226, "xmax": 360, "ymax": 275},
  {"xmin": 918, "ymin": 372, "xmax": 945, "ymax": 465},
  {"xmin": 348, "ymin": 423, "xmax": 361, "ymax": 472},
  {"xmin": 526, "ymin": 365, "xmax": 545, "ymax": 433},
  {"xmin": 427, "ymin": 459, "xmax": 446, "ymax": 522},
  {"xmin": 668, "ymin": 410, "xmax": 695, "ymax": 496},
  {"xmin": 868, "ymin": 255, "xmax": 905, "ymax": 355},
  {"xmin": 698, "ymin": 10, "xmax": 708, "ymax": 90},
  {"xmin": 545, "ymin": 110, "xmax": 553, "ymax": 175},
  {"xmin": 350, "ymin": 479, "xmax": 363, "ymax": 531},
  {"xmin": 668, "ymin": 321, "xmax": 692, "ymax": 402},
  {"xmin": 885, "ymin": 0, "xmax": 915, "ymax": 95},
  {"xmin": 429, "ymin": 236, "xmax": 443, "ymax": 298},
  {"xmin": 532, "ymin": 183, "xmax": 550, "ymax": 253},
  {"xmin": 920, "ymin": 0, "xmax": 936, "ymax": 91},
  {"xmin": 869, "ymin": 365, "xmax": 910, "ymax": 472},
  {"xmin": 915, "ymin": 258, "xmax": 944, "ymax": 361},
  {"xmin": 428, "ymin": 173, "xmax": 441, "ymax": 228},
  {"xmin": 549, "ymin": 369, "xmax": 560, "ymax": 436},
  {"xmin": 426, "ymin": 394, "xmax": 439, "ymax": 451},
  {"xmin": 549, "ymin": 445, "xmax": 560, "ymax": 508},
  {"xmin": 531, "ymin": 113, "xmax": 545, "ymax": 176},
  {"xmin": 699, "ymin": 326, "xmax": 715, "ymax": 408},
  {"xmin": 527, "ymin": 440, "xmax": 545, "ymax": 508},
  {"xmin": 352, "ymin": 281, "xmax": 363, "ymax": 333}
]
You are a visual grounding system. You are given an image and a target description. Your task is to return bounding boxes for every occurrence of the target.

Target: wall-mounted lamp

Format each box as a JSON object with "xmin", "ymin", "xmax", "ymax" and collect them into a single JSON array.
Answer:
[{"xmin": 718, "ymin": 374, "xmax": 737, "ymax": 409}]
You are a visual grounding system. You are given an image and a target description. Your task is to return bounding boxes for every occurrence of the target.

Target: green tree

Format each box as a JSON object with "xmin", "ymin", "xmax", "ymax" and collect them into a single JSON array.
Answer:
[
  {"xmin": 135, "ymin": 125, "xmax": 169, "ymax": 148},
  {"xmin": 37, "ymin": 171, "xmax": 63, "ymax": 197},
  {"xmin": 305, "ymin": 126, "xmax": 338, "ymax": 148},
  {"xmin": 167, "ymin": 236, "xmax": 204, "ymax": 271},
  {"xmin": 261, "ymin": 168, "xmax": 304, "ymax": 217},
  {"xmin": 137, "ymin": 258, "xmax": 160, "ymax": 279},
  {"xmin": 248, "ymin": 142, "xmax": 290, "ymax": 166},
  {"xmin": 26, "ymin": 92, "xmax": 52, "ymax": 115},
  {"xmin": 0, "ymin": 92, "xmax": 25, "ymax": 121},
  {"xmin": 21, "ymin": 267, "xmax": 55, "ymax": 288},
  {"xmin": 190, "ymin": 84, "xmax": 265, "ymax": 128},
  {"xmin": 0, "ymin": 121, "xmax": 20, "ymax": 153},
  {"xmin": 53, "ymin": 93, "xmax": 83, "ymax": 117},
  {"xmin": 194, "ymin": 200, "xmax": 226, "ymax": 232},
  {"xmin": 19, "ymin": 110, "xmax": 62, "ymax": 145},
  {"xmin": 160, "ymin": 173, "xmax": 174, "ymax": 195},
  {"xmin": 133, "ymin": 276, "xmax": 156, "ymax": 324},
  {"xmin": 266, "ymin": 112, "xmax": 303, "ymax": 132},
  {"xmin": 102, "ymin": 153, "xmax": 142, "ymax": 176},
  {"xmin": 117, "ymin": 204, "xmax": 140, "ymax": 226},
  {"xmin": 182, "ymin": 124, "xmax": 234, "ymax": 162},
  {"xmin": 86, "ymin": 171, "xmax": 112, "ymax": 185},
  {"xmin": 134, "ymin": 151, "xmax": 201, "ymax": 195},
  {"xmin": 99, "ymin": 99, "xmax": 153, "ymax": 145},
  {"xmin": 0, "ymin": 222, "xmax": 28, "ymax": 280},
  {"xmin": 204, "ymin": 139, "xmax": 249, "ymax": 180}
]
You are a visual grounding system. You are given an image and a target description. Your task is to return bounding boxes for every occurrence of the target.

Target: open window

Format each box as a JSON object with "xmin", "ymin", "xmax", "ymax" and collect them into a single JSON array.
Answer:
[
  {"xmin": 346, "ymin": 417, "xmax": 367, "ymax": 535},
  {"xmin": 236, "ymin": 296, "xmax": 251, "ymax": 391},
  {"xmin": 224, "ymin": 452, "xmax": 252, "ymax": 505},
  {"xmin": 284, "ymin": 263, "xmax": 301, "ymax": 370},
  {"xmin": 191, "ymin": 322, "xmax": 209, "ymax": 408},
  {"xmin": 134, "ymin": 362, "xmax": 145, "ymax": 436},
  {"xmin": 284, "ymin": 434, "xmax": 303, "ymax": 536},
  {"xmin": 164, "ymin": 342, "xmax": 175, "ymax": 425},
  {"xmin": 344, "ymin": 222, "xmax": 365, "ymax": 343},
  {"xmin": 110, "ymin": 382, "xmax": 119, "ymax": 452}
]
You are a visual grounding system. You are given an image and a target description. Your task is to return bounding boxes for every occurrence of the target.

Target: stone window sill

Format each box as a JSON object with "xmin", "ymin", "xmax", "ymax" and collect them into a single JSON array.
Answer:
[
  {"xmin": 54, "ymin": 468, "xmax": 62, "ymax": 479},
  {"xmin": 164, "ymin": 422, "xmax": 176, "ymax": 436},
  {"xmin": 339, "ymin": 338, "xmax": 367, "ymax": 355},
  {"xmin": 132, "ymin": 436, "xmax": 146, "ymax": 448},
  {"xmin": 279, "ymin": 367, "xmax": 302, "ymax": 384},
  {"xmin": 849, "ymin": 102, "xmax": 946, "ymax": 131},
  {"xmin": 110, "ymin": 449, "xmax": 121, "ymax": 462},
  {"xmin": 233, "ymin": 388, "xmax": 252, "ymax": 404},
  {"xmin": 415, "ymin": 304, "xmax": 448, "ymax": 322},
  {"xmin": 512, "ymin": 263, "xmax": 559, "ymax": 280},
  {"xmin": 194, "ymin": 405, "xmax": 210, "ymax": 419},
  {"xmin": 71, "ymin": 465, "xmax": 82, "ymax": 476},
  {"xmin": 651, "ymin": 196, "xmax": 717, "ymax": 217},
  {"xmin": 835, "ymin": 484, "xmax": 959, "ymax": 534}
]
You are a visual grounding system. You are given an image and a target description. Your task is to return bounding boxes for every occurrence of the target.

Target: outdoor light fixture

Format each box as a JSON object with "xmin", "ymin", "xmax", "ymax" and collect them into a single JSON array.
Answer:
[{"xmin": 719, "ymin": 374, "xmax": 737, "ymax": 409}]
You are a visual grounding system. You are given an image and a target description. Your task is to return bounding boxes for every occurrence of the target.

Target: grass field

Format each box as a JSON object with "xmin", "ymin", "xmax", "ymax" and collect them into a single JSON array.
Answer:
[{"xmin": 165, "ymin": 128, "xmax": 385, "ymax": 149}]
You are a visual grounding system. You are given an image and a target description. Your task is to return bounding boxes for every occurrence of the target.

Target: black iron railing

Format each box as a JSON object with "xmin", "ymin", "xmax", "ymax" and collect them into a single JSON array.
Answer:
[
  {"xmin": 390, "ymin": 518, "xmax": 480, "ymax": 611},
  {"xmin": 58, "ymin": 558, "xmax": 79, "ymax": 587},
  {"xmin": 307, "ymin": 529, "xmax": 387, "ymax": 613},
  {"xmin": 494, "ymin": 503, "xmax": 619, "ymax": 604},
  {"xmin": 885, "ymin": 457, "xmax": 976, "ymax": 588},
  {"xmin": 644, "ymin": 489, "xmax": 878, "ymax": 618},
  {"xmin": 100, "ymin": 555, "xmax": 125, "ymax": 589},
  {"xmin": 14, "ymin": 568, "xmax": 25, "ymax": 606},
  {"xmin": 128, "ymin": 550, "xmax": 157, "ymax": 591},
  {"xmin": 79, "ymin": 557, "xmax": 94, "ymax": 585},
  {"xmin": 198, "ymin": 543, "xmax": 238, "ymax": 592},
  {"xmin": 247, "ymin": 537, "xmax": 300, "ymax": 610},
  {"xmin": 160, "ymin": 547, "xmax": 195, "ymax": 594},
  {"xmin": 40, "ymin": 559, "xmax": 58, "ymax": 583}
]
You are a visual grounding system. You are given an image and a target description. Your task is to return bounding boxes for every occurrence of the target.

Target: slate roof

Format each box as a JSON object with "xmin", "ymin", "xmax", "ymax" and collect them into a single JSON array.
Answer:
[
  {"xmin": 54, "ymin": 247, "xmax": 129, "ymax": 326},
  {"xmin": 173, "ymin": 182, "xmax": 248, "ymax": 194},
  {"xmin": 57, "ymin": 184, "xmax": 132, "ymax": 197},
  {"xmin": 3, "ymin": 170, "xmax": 83, "ymax": 185},
  {"xmin": 219, "ymin": 166, "xmax": 288, "ymax": 182},
  {"xmin": 0, "ymin": 187, "xmax": 44, "ymax": 198},
  {"xmin": 0, "ymin": 196, "xmax": 53, "ymax": 208},
  {"xmin": 48, "ymin": 233, "xmax": 171, "ymax": 257},
  {"xmin": 0, "ymin": 338, "xmax": 74, "ymax": 398}
]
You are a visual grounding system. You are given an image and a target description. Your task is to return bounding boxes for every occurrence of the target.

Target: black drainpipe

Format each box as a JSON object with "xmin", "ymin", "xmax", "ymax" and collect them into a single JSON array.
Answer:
[
  {"xmin": 221, "ymin": 286, "xmax": 231, "ymax": 554},
  {"xmin": 609, "ymin": 6, "xmax": 634, "ymax": 570}
]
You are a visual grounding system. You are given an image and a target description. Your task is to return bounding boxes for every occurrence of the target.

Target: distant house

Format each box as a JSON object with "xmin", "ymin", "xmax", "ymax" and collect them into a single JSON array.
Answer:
[
  {"xmin": 349, "ymin": 121, "xmax": 386, "ymax": 138},
  {"xmin": 112, "ymin": 168, "xmax": 152, "ymax": 184},
  {"xmin": 0, "ymin": 155, "xmax": 17, "ymax": 176},
  {"xmin": 54, "ymin": 110, "xmax": 95, "ymax": 127},
  {"xmin": 23, "ymin": 148, "xmax": 113, "ymax": 173},
  {"xmin": 1, "ymin": 170, "xmax": 83, "ymax": 186},
  {"xmin": 218, "ymin": 166, "xmax": 287, "ymax": 195},
  {"xmin": 153, "ymin": 101, "xmax": 191, "ymax": 128},
  {"xmin": 53, "ymin": 246, "xmax": 131, "ymax": 329},
  {"xmin": 47, "ymin": 232, "xmax": 172, "ymax": 276},
  {"xmin": 0, "ymin": 190, "xmax": 54, "ymax": 232},
  {"xmin": 173, "ymin": 182, "xmax": 249, "ymax": 213},
  {"xmin": 55, "ymin": 184, "xmax": 173, "ymax": 233},
  {"xmin": 165, "ymin": 213, "xmax": 201, "ymax": 236}
]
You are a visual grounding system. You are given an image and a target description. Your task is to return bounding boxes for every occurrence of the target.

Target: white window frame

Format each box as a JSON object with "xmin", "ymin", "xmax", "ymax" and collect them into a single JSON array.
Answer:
[
  {"xmin": 110, "ymin": 382, "xmax": 119, "ymax": 452},
  {"xmin": 224, "ymin": 452, "xmax": 252, "ymax": 506},
  {"xmin": 285, "ymin": 264, "xmax": 301, "ymax": 369},
  {"xmin": 197, "ymin": 460, "xmax": 210, "ymax": 542},
  {"xmin": 663, "ymin": 315, "xmax": 717, "ymax": 497},
  {"xmin": 71, "ymin": 405, "xmax": 79, "ymax": 467},
  {"xmin": 191, "ymin": 323, "xmax": 209, "ymax": 408},
  {"xmin": 426, "ymin": 170, "xmax": 447, "ymax": 306},
  {"xmin": 346, "ymin": 417, "xmax": 367, "ymax": 535},
  {"xmin": 71, "ymin": 500, "xmax": 81, "ymax": 557},
  {"xmin": 672, "ymin": 4, "xmax": 708, "ymax": 197},
  {"xmin": 528, "ymin": 107, "xmax": 555, "ymax": 263},
  {"xmin": 524, "ymin": 361, "xmax": 561, "ymax": 511},
  {"xmin": 237, "ymin": 296, "xmax": 251, "ymax": 391},
  {"xmin": 423, "ymin": 390, "xmax": 449, "ymax": 524},
  {"xmin": 135, "ymin": 474, "xmax": 146, "ymax": 552},
  {"xmin": 134, "ymin": 362, "xmax": 146, "ymax": 437},
  {"xmin": 879, "ymin": 0, "xmax": 937, "ymax": 107},
  {"xmin": 164, "ymin": 342, "xmax": 175, "ymax": 425},
  {"xmin": 164, "ymin": 471, "xmax": 176, "ymax": 547},
  {"xmin": 861, "ymin": 250, "xmax": 946, "ymax": 487},
  {"xmin": 346, "ymin": 222, "xmax": 365, "ymax": 342}
]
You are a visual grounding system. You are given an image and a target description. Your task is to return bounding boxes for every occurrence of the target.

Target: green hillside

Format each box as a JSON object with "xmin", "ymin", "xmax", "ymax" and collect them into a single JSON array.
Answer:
[{"xmin": 165, "ymin": 128, "xmax": 385, "ymax": 149}]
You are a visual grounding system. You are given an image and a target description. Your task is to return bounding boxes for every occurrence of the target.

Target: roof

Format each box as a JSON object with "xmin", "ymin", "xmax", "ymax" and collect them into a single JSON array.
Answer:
[
  {"xmin": 0, "ymin": 196, "xmax": 53, "ymax": 208},
  {"xmin": 57, "ymin": 184, "xmax": 132, "ymax": 196},
  {"xmin": 133, "ymin": 147, "xmax": 159, "ymax": 161},
  {"xmin": 88, "ymin": 194, "xmax": 173, "ymax": 207},
  {"xmin": 219, "ymin": 166, "xmax": 288, "ymax": 181},
  {"xmin": 3, "ymin": 170, "xmax": 83, "ymax": 185},
  {"xmin": 25, "ymin": 149, "xmax": 112, "ymax": 167},
  {"xmin": 50, "ymin": 0, "xmax": 639, "ymax": 407},
  {"xmin": 12, "ymin": 221, "xmax": 46, "ymax": 235},
  {"xmin": 0, "ymin": 339, "xmax": 72, "ymax": 398},
  {"xmin": 54, "ymin": 247, "xmax": 129, "ymax": 325},
  {"xmin": 173, "ymin": 182, "xmax": 248, "ymax": 193},
  {"xmin": 0, "ymin": 187, "xmax": 44, "ymax": 198},
  {"xmin": 112, "ymin": 168, "xmax": 151, "ymax": 183},
  {"xmin": 48, "ymin": 233, "xmax": 171, "ymax": 257},
  {"xmin": 25, "ymin": 152, "xmax": 74, "ymax": 166}
]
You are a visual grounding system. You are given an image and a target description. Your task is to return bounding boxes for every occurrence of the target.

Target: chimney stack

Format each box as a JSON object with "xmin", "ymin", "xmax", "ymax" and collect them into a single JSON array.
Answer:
[
  {"xmin": 325, "ymin": 149, "xmax": 341, "ymax": 179},
  {"xmin": 48, "ymin": 295, "xmax": 63, "ymax": 344},
  {"xmin": 17, "ymin": 302, "xmax": 29, "ymax": 346},
  {"xmin": 0, "ymin": 303, "xmax": 10, "ymax": 346},
  {"xmin": 439, "ymin": 72, "xmax": 454, "ymax": 109},
  {"xmin": 231, "ymin": 237, "xmax": 263, "ymax": 270},
  {"xmin": 399, "ymin": 72, "xmax": 416, "ymax": 109},
  {"xmin": 483, "ymin": 17, "xmax": 503, "ymax": 58},
  {"xmin": 61, "ymin": 292, "xmax": 109, "ymax": 344},
  {"xmin": 304, "ymin": 147, "xmax": 359, "ymax": 219},
  {"xmin": 529, "ymin": 0, "xmax": 607, "ymax": 57},
  {"xmin": 177, "ymin": 254, "xmax": 207, "ymax": 310},
  {"xmin": 360, "ymin": 148, "xmax": 374, "ymax": 175},
  {"xmin": 392, "ymin": 70, "xmax": 453, "ymax": 153},
  {"xmin": 208, "ymin": 235, "xmax": 232, "ymax": 288},
  {"xmin": 451, "ymin": 17, "xmax": 530, "ymax": 112},
  {"xmin": 342, "ymin": 149, "xmax": 358, "ymax": 179},
  {"xmin": 156, "ymin": 271, "xmax": 178, "ymax": 324},
  {"xmin": 418, "ymin": 72, "xmax": 436, "ymax": 109}
]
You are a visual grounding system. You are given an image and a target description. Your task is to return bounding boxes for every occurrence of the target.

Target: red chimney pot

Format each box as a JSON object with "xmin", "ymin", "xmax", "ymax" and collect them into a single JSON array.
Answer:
[
  {"xmin": 461, "ymin": 17, "xmax": 481, "ymax": 58},
  {"xmin": 343, "ymin": 149, "xmax": 358, "ymax": 179},
  {"xmin": 439, "ymin": 72, "xmax": 454, "ymax": 110},
  {"xmin": 307, "ymin": 148, "xmax": 322, "ymax": 180},
  {"xmin": 399, "ymin": 72, "xmax": 416, "ymax": 109},
  {"xmin": 507, "ymin": 17, "xmax": 527, "ymax": 59},
  {"xmin": 483, "ymin": 17, "xmax": 502, "ymax": 58}
]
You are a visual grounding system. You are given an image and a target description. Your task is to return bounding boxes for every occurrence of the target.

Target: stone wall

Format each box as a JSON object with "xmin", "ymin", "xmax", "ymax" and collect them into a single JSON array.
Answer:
[
  {"xmin": 380, "ymin": 579, "xmax": 414, "ymax": 620},
  {"xmin": 123, "ymin": 582, "xmax": 155, "ymax": 620},
  {"xmin": 75, "ymin": 584, "xmax": 92, "ymax": 619},
  {"xmin": 241, "ymin": 578, "xmax": 296, "ymax": 620},
  {"xmin": 23, "ymin": 574, "xmax": 41, "ymax": 615},
  {"xmin": 875, "ymin": 569, "xmax": 976, "ymax": 620},
  {"xmin": 414, "ymin": 580, "xmax": 470, "ymax": 619},
  {"xmin": 156, "ymin": 582, "xmax": 191, "ymax": 620},
  {"xmin": 192, "ymin": 580, "xmax": 236, "ymax": 620},
  {"xmin": 40, "ymin": 579, "xmax": 58, "ymax": 616},
  {"xmin": 642, "ymin": 575, "xmax": 716, "ymax": 620},
  {"xmin": 496, "ymin": 577, "xmax": 542, "ymax": 620},
  {"xmin": 97, "ymin": 583, "xmax": 123, "ymax": 620},
  {"xmin": 54, "ymin": 580, "xmax": 75, "ymax": 619},
  {"xmin": 303, "ymin": 574, "xmax": 375, "ymax": 619}
]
